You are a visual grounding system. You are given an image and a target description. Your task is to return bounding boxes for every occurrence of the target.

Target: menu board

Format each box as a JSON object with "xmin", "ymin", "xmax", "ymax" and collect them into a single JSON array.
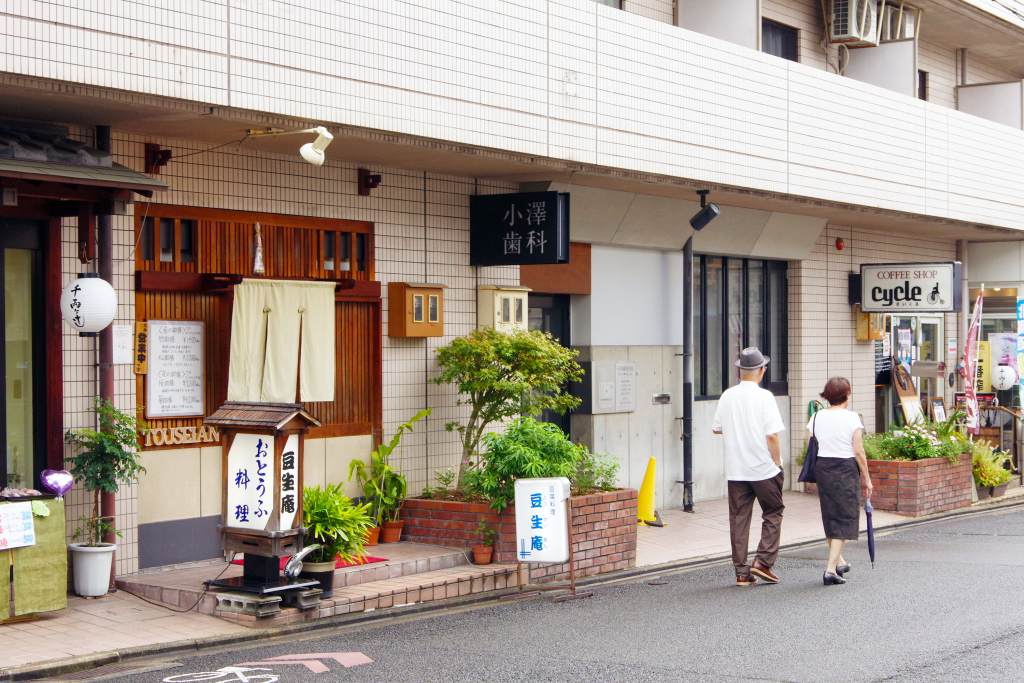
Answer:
[
  {"xmin": 146, "ymin": 320, "xmax": 204, "ymax": 418},
  {"xmin": 0, "ymin": 501, "xmax": 35, "ymax": 549},
  {"xmin": 874, "ymin": 340, "xmax": 892, "ymax": 385}
]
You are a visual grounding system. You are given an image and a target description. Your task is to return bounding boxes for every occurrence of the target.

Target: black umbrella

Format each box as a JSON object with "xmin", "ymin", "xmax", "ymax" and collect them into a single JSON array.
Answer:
[{"xmin": 864, "ymin": 498, "xmax": 876, "ymax": 568}]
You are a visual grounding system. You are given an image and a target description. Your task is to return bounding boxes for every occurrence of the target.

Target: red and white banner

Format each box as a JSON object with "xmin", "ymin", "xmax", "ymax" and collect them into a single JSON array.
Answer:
[{"xmin": 959, "ymin": 292, "xmax": 984, "ymax": 435}]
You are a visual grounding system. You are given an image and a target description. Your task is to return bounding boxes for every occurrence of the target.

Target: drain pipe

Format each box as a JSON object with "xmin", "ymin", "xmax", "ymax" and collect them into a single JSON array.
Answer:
[
  {"xmin": 679, "ymin": 233, "xmax": 695, "ymax": 512},
  {"xmin": 96, "ymin": 124, "xmax": 116, "ymax": 589}
]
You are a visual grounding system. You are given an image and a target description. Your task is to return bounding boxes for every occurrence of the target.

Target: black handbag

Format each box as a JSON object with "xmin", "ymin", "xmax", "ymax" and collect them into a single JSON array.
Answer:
[{"xmin": 798, "ymin": 412, "xmax": 820, "ymax": 484}]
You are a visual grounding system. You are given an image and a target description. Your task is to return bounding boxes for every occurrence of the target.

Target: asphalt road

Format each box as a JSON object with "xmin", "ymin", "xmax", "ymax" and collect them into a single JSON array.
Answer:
[{"xmin": 108, "ymin": 507, "xmax": 1024, "ymax": 683}]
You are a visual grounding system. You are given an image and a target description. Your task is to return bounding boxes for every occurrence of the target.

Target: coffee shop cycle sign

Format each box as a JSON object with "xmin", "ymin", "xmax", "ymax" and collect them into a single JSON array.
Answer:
[{"xmin": 860, "ymin": 262, "xmax": 962, "ymax": 313}]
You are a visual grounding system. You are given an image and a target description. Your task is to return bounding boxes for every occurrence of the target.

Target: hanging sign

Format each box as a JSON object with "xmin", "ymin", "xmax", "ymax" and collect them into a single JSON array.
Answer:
[
  {"xmin": 0, "ymin": 501, "xmax": 36, "ymax": 549},
  {"xmin": 470, "ymin": 192, "xmax": 569, "ymax": 266},
  {"xmin": 225, "ymin": 433, "xmax": 276, "ymax": 531},
  {"xmin": 146, "ymin": 320, "xmax": 204, "ymax": 418},
  {"xmin": 134, "ymin": 321, "xmax": 148, "ymax": 374},
  {"xmin": 514, "ymin": 478, "xmax": 570, "ymax": 564},
  {"xmin": 859, "ymin": 262, "xmax": 962, "ymax": 312}
]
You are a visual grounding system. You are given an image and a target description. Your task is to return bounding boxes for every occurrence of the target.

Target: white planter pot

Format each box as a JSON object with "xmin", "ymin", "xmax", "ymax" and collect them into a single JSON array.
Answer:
[
  {"xmin": 301, "ymin": 560, "xmax": 337, "ymax": 573},
  {"xmin": 69, "ymin": 543, "xmax": 115, "ymax": 597}
]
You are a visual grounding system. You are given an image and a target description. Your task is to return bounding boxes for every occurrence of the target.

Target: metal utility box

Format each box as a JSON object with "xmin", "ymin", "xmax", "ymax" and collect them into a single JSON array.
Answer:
[
  {"xmin": 570, "ymin": 361, "xmax": 637, "ymax": 414},
  {"xmin": 478, "ymin": 285, "xmax": 531, "ymax": 332},
  {"xmin": 388, "ymin": 282, "xmax": 446, "ymax": 337}
]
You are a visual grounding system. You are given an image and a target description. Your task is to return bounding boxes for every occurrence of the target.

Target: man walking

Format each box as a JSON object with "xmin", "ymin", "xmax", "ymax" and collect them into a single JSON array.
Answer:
[{"xmin": 711, "ymin": 347, "xmax": 786, "ymax": 586}]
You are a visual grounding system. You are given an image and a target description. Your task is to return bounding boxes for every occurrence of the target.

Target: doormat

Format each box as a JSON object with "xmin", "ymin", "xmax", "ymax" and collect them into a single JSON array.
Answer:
[{"xmin": 231, "ymin": 555, "xmax": 387, "ymax": 570}]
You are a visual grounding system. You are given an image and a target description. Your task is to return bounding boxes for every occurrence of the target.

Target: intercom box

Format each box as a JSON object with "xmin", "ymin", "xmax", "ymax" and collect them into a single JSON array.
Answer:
[
  {"xmin": 477, "ymin": 285, "xmax": 531, "ymax": 332},
  {"xmin": 388, "ymin": 282, "xmax": 446, "ymax": 337}
]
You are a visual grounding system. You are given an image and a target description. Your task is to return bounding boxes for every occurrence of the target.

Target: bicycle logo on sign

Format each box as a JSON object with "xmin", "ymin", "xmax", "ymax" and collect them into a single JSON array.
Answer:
[{"xmin": 164, "ymin": 667, "xmax": 279, "ymax": 683}]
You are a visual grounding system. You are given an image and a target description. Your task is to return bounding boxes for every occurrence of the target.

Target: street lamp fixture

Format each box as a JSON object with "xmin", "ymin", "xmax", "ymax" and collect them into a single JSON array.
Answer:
[{"xmin": 246, "ymin": 126, "xmax": 335, "ymax": 166}]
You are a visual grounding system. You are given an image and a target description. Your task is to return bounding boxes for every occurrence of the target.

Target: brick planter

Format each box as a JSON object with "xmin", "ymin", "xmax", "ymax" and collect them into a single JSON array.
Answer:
[
  {"xmin": 401, "ymin": 489, "xmax": 638, "ymax": 582},
  {"xmin": 805, "ymin": 452, "xmax": 972, "ymax": 517}
]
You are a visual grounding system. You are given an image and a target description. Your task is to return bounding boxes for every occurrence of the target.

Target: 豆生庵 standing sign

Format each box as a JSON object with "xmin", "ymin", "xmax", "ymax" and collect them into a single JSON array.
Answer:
[
  {"xmin": 514, "ymin": 478, "xmax": 571, "ymax": 563},
  {"xmin": 0, "ymin": 501, "xmax": 36, "ymax": 549},
  {"xmin": 225, "ymin": 433, "xmax": 276, "ymax": 531}
]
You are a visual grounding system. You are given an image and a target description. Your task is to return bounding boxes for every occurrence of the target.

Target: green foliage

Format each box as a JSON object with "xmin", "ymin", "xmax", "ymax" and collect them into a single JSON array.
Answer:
[
  {"xmin": 65, "ymin": 398, "xmax": 148, "ymax": 546},
  {"xmin": 475, "ymin": 517, "xmax": 498, "ymax": 547},
  {"xmin": 422, "ymin": 468, "xmax": 456, "ymax": 498},
  {"xmin": 431, "ymin": 327, "xmax": 583, "ymax": 485},
  {"xmin": 349, "ymin": 409, "xmax": 429, "ymax": 525},
  {"xmin": 863, "ymin": 420, "xmax": 969, "ymax": 464},
  {"xmin": 463, "ymin": 417, "xmax": 616, "ymax": 512},
  {"xmin": 302, "ymin": 483, "xmax": 374, "ymax": 564},
  {"xmin": 972, "ymin": 442, "xmax": 1013, "ymax": 489},
  {"xmin": 574, "ymin": 451, "xmax": 621, "ymax": 494}
]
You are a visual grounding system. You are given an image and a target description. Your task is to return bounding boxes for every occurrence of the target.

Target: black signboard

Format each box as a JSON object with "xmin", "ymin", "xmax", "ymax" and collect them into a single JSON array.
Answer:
[
  {"xmin": 874, "ymin": 340, "xmax": 892, "ymax": 385},
  {"xmin": 470, "ymin": 191, "xmax": 569, "ymax": 266}
]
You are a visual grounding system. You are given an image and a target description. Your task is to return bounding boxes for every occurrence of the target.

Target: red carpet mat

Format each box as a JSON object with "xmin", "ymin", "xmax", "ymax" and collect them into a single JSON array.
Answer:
[{"xmin": 231, "ymin": 555, "xmax": 387, "ymax": 570}]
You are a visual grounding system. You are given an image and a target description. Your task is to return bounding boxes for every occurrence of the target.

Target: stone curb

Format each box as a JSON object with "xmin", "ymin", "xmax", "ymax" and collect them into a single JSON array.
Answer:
[{"xmin": 4, "ymin": 494, "xmax": 1023, "ymax": 682}]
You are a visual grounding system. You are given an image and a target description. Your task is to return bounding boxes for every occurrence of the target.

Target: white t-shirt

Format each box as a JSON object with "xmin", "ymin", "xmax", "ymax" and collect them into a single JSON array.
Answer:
[
  {"xmin": 807, "ymin": 409, "xmax": 864, "ymax": 459},
  {"xmin": 711, "ymin": 381, "xmax": 787, "ymax": 481}
]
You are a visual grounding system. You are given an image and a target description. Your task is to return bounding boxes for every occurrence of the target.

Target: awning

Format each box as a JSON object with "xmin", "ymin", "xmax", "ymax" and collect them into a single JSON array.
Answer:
[{"xmin": 0, "ymin": 157, "xmax": 167, "ymax": 194}]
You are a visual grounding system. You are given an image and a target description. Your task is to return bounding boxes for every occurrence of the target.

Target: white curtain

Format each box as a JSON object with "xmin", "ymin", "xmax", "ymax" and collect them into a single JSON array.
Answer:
[{"xmin": 227, "ymin": 279, "xmax": 336, "ymax": 403}]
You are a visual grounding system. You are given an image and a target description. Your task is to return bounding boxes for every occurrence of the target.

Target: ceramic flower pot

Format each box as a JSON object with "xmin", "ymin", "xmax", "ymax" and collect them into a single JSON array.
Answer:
[
  {"xmin": 300, "ymin": 560, "xmax": 336, "ymax": 599},
  {"xmin": 364, "ymin": 526, "xmax": 381, "ymax": 546},
  {"xmin": 993, "ymin": 482, "xmax": 1009, "ymax": 497},
  {"xmin": 976, "ymin": 485, "xmax": 992, "ymax": 500},
  {"xmin": 472, "ymin": 544, "xmax": 493, "ymax": 565},
  {"xmin": 381, "ymin": 520, "xmax": 404, "ymax": 543},
  {"xmin": 69, "ymin": 543, "xmax": 115, "ymax": 597}
]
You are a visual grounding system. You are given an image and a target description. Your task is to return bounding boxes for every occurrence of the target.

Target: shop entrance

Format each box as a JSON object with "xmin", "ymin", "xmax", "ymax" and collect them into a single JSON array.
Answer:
[
  {"xmin": 527, "ymin": 294, "xmax": 571, "ymax": 436},
  {"xmin": 0, "ymin": 218, "xmax": 45, "ymax": 490}
]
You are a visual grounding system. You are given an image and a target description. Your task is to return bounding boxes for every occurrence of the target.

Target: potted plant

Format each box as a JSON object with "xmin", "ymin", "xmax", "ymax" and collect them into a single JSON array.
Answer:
[
  {"xmin": 973, "ymin": 442, "xmax": 1013, "ymax": 499},
  {"xmin": 299, "ymin": 483, "xmax": 373, "ymax": 598},
  {"xmin": 350, "ymin": 409, "xmax": 430, "ymax": 544},
  {"xmin": 64, "ymin": 398, "xmax": 147, "ymax": 597},
  {"xmin": 472, "ymin": 517, "xmax": 497, "ymax": 565}
]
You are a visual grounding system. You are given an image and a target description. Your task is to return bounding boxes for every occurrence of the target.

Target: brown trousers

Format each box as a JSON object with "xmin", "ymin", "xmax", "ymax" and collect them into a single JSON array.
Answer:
[{"xmin": 728, "ymin": 471, "xmax": 785, "ymax": 576}]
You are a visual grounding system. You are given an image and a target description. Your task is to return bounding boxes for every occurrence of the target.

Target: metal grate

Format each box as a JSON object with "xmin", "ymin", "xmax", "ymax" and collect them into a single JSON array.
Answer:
[{"xmin": 44, "ymin": 665, "xmax": 149, "ymax": 681}]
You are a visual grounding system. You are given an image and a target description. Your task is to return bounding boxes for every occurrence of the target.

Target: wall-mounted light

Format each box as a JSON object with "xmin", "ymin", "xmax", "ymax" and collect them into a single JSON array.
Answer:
[
  {"xmin": 144, "ymin": 143, "xmax": 172, "ymax": 174},
  {"xmin": 689, "ymin": 190, "xmax": 720, "ymax": 231},
  {"xmin": 246, "ymin": 126, "xmax": 335, "ymax": 166},
  {"xmin": 358, "ymin": 168, "xmax": 383, "ymax": 195}
]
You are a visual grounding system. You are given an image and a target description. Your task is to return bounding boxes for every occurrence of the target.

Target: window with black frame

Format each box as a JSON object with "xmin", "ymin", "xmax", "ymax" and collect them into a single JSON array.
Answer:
[{"xmin": 693, "ymin": 256, "xmax": 788, "ymax": 399}]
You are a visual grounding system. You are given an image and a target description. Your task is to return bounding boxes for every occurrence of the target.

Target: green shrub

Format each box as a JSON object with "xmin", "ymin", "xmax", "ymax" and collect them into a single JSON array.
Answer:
[
  {"xmin": 972, "ymin": 441, "xmax": 1013, "ymax": 489},
  {"xmin": 463, "ymin": 417, "xmax": 615, "ymax": 512},
  {"xmin": 302, "ymin": 483, "xmax": 374, "ymax": 564}
]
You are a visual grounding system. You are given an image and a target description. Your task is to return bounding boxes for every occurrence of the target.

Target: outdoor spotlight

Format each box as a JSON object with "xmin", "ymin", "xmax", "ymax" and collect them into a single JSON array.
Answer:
[
  {"xmin": 689, "ymin": 190, "xmax": 720, "ymax": 231},
  {"xmin": 246, "ymin": 125, "xmax": 334, "ymax": 166},
  {"xmin": 299, "ymin": 126, "xmax": 334, "ymax": 166}
]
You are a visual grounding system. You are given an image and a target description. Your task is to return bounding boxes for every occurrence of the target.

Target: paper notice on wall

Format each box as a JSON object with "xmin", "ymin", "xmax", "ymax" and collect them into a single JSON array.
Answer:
[{"xmin": 112, "ymin": 325, "xmax": 133, "ymax": 364}]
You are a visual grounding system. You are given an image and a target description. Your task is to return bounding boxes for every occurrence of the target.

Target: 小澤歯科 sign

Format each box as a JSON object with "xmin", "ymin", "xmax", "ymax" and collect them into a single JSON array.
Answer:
[
  {"xmin": 513, "ymin": 478, "xmax": 570, "ymax": 564},
  {"xmin": 859, "ymin": 263, "xmax": 962, "ymax": 312},
  {"xmin": 469, "ymin": 191, "xmax": 569, "ymax": 266}
]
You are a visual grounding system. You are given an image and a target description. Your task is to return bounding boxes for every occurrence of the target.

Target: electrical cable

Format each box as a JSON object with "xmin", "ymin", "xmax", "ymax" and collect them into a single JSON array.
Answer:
[
  {"xmin": 170, "ymin": 137, "xmax": 249, "ymax": 161},
  {"xmin": 117, "ymin": 552, "xmax": 237, "ymax": 613},
  {"xmin": 115, "ymin": 199, "xmax": 151, "ymax": 262}
]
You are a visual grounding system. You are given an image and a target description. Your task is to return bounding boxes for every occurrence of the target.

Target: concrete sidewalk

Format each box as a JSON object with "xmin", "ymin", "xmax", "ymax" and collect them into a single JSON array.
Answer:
[{"xmin": 4, "ymin": 489, "xmax": 1024, "ymax": 676}]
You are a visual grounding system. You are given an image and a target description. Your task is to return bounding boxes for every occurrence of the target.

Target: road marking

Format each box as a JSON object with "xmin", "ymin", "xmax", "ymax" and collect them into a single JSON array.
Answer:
[{"xmin": 234, "ymin": 653, "xmax": 373, "ymax": 673}]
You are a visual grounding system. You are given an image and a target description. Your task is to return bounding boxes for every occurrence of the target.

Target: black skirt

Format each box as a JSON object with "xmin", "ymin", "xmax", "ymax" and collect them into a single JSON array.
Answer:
[{"xmin": 816, "ymin": 457, "xmax": 861, "ymax": 540}]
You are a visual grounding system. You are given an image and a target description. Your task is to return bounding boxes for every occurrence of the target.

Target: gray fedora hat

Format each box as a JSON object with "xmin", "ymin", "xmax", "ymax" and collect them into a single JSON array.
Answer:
[{"xmin": 735, "ymin": 346, "xmax": 770, "ymax": 369}]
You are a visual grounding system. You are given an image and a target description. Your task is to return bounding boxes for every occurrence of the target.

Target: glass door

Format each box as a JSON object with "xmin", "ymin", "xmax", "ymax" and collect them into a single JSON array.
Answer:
[
  {"xmin": 917, "ymin": 316, "xmax": 943, "ymax": 415},
  {"xmin": 527, "ymin": 294, "xmax": 572, "ymax": 436},
  {"xmin": 0, "ymin": 219, "xmax": 44, "ymax": 489}
]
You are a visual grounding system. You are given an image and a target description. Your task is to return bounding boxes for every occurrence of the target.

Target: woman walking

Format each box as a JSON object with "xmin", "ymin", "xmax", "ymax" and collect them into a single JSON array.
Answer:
[{"xmin": 808, "ymin": 377, "xmax": 873, "ymax": 585}]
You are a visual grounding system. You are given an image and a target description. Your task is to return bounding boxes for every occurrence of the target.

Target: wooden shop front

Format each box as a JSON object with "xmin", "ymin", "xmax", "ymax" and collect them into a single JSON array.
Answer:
[{"xmin": 133, "ymin": 204, "xmax": 383, "ymax": 569}]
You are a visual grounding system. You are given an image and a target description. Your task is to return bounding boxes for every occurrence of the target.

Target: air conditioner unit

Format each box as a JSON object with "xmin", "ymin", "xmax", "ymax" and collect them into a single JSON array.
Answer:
[
  {"xmin": 881, "ymin": 4, "xmax": 919, "ymax": 42},
  {"xmin": 828, "ymin": 0, "xmax": 879, "ymax": 47}
]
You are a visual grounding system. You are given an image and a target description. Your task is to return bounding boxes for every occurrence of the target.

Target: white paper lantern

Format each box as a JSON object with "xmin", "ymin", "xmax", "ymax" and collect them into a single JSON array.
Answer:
[
  {"xmin": 60, "ymin": 275, "xmax": 117, "ymax": 336},
  {"xmin": 992, "ymin": 364, "xmax": 1017, "ymax": 391}
]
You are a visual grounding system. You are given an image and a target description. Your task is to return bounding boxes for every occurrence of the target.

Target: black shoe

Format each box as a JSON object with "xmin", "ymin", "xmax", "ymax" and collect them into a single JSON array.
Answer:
[
  {"xmin": 836, "ymin": 564, "xmax": 851, "ymax": 577},
  {"xmin": 823, "ymin": 571, "xmax": 846, "ymax": 585}
]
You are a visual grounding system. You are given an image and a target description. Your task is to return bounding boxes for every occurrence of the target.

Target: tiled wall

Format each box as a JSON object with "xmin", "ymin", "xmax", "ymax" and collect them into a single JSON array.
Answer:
[
  {"xmin": 4, "ymin": 1, "xmax": 1024, "ymax": 231},
  {"xmin": 624, "ymin": 0, "xmax": 674, "ymax": 24},
  {"xmin": 787, "ymin": 224, "xmax": 959, "ymax": 478},
  {"xmin": 57, "ymin": 127, "xmax": 518, "ymax": 575}
]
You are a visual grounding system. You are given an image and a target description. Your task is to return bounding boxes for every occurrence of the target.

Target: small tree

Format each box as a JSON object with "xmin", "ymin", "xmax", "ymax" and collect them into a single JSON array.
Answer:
[
  {"xmin": 65, "ymin": 399, "xmax": 148, "ymax": 546},
  {"xmin": 432, "ymin": 327, "xmax": 582, "ymax": 487}
]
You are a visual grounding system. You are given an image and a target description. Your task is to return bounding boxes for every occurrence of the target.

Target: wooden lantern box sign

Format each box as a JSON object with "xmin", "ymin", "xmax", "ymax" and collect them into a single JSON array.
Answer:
[{"xmin": 204, "ymin": 401, "xmax": 321, "ymax": 593}]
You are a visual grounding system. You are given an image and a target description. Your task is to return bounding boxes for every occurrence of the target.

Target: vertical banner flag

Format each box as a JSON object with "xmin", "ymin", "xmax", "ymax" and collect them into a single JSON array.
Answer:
[
  {"xmin": 959, "ymin": 292, "xmax": 984, "ymax": 435},
  {"xmin": 1017, "ymin": 296, "xmax": 1024, "ymax": 407}
]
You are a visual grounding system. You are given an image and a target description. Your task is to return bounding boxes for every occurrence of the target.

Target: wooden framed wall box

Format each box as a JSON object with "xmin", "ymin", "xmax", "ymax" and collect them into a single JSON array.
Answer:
[
  {"xmin": 478, "ymin": 285, "xmax": 531, "ymax": 332},
  {"xmin": 388, "ymin": 282, "xmax": 447, "ymax": 337},
  {"xmin": 205, "ymin": 402, "xmax": 321, "ymax": 558}
]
